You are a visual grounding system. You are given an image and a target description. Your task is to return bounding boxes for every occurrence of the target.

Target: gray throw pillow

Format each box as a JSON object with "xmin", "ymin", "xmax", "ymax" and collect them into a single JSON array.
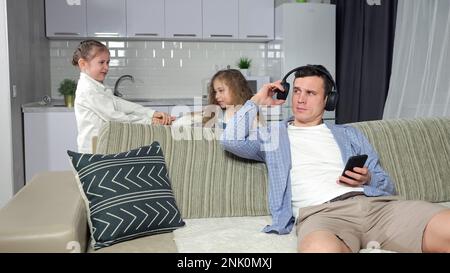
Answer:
[{"xmin": 67, "ymin": 142, "xmax": 185, "ymax": 250}]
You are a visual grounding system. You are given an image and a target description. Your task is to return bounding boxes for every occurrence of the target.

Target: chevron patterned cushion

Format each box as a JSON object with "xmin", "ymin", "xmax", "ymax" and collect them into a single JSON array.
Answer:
[
  {"xmin": 67, "ymin": 142, "xmax": 185, "ymax": 250},
  {"xmin": 96, "ymin": 122, "xmax": 270, "ymax": 219}
]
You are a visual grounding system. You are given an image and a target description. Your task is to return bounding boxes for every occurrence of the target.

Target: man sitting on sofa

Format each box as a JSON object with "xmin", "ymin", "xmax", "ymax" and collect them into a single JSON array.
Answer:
[{"xmin": 220, "ymin": 64, "xmax": 450, "ymax": 253}]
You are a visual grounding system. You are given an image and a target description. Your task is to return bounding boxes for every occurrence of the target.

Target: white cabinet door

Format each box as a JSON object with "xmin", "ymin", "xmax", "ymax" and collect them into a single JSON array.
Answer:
[
  {"xmin": 45, "ymin": 0, "xmax": 87, "ymax": 38},
  {"xmin": 165, "ymin": 0, "xmax": 202, "ymax": 39},
  {"xmin": 24, "ymin": 112, "xmax": 78, "ymax": 183},
  {"xmin": 127, "ymin": 0, "xmax": 164, "ymax": 39},
  {"xmin": 87, "ymin": 0, "xmax": 126, "ymax": 38},
  {"xmin": 202, "ymin": 0, "xmax": 238, "ymax": 40},
  {"xmin": 239, "ymin": 0, "xmax": 274, "ymax": 41}
]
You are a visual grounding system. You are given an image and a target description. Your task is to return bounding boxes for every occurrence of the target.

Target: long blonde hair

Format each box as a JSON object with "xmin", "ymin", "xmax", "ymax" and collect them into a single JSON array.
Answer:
[{"xmin": 203, "ymin": 69, "xmax": 253, "ymax": 125}]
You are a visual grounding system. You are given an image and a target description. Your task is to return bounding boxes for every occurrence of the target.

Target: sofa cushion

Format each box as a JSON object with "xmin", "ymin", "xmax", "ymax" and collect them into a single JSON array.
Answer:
[
  {"xmin": 67, "ymin": 142, "xmax": 185, "ymax": 250},
  {"xmin": 0, "ymin": 171, "xmax": 88, "ymax": 253},
  {"xmin": 351, "ymin": 117, "xmax": 450, "ymax": 202},
  {"xmin": 96, "ymin": 122, "xmax": 270, "ymax": 219}
]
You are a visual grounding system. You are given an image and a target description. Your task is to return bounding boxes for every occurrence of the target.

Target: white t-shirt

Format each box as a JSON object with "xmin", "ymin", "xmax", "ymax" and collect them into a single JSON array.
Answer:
[
  {"xmin": 288, "ymin": 123, "xmax": 363, "ymax": 218},
  {"xmin": 74, "ymin": 72, "xmax": 155, "ymax": 153}
]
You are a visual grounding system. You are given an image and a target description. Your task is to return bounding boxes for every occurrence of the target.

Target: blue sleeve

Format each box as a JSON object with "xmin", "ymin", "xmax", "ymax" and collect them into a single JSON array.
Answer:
[
  {"xmin": 350, "ymin": 127, "xmax": 396, "ymax": 195},
  {"xmin": 220, "ymin": 101, "xmax": 265, "ymax": 162}
]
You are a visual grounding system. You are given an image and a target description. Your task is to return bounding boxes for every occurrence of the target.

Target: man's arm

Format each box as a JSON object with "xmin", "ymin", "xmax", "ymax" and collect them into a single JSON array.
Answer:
[
  {"xmin": 220, "ymin": 81, "xmax": 286, "ymax": 162},
  {"xmin": 339, "ymin": 127, "xmax": 396, "ymax": 195},
  {"xmin": 360, "ymin": 133, "xmax": 396, "ymax": 195}
]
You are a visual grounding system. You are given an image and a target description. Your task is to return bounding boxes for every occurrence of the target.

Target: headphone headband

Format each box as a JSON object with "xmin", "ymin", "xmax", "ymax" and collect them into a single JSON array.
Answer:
[
  {"xmin": 281, "ymin": 64, "xmax": 336, "ymax": 94},
  {"xmin": 276, "ymin": 64, "xmax": 338, "ymax": 111}
]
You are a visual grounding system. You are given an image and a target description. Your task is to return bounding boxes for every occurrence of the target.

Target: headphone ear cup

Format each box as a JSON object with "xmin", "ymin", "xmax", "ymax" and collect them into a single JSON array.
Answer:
[
  {"xmin": 325, "ymin": 91, "xmax": 338, "ymax": 111},
  {"xmin": 276, "ymin": 82, "xmax": 290, "ymax": 100}
]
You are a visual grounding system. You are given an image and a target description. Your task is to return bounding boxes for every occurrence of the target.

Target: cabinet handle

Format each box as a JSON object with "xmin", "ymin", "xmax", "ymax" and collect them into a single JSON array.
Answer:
[
  {"xmin": 246, "ymin": 35, "xmax": 269, "ymax": 38},
  {"xmin": 210, "ymin": 34, "xmax": 233, "ymax": 38},
  {"xmin": 134, "ymin": 33, "xmax": 159, "ymax": 37},
  {"xmin": 173, "ymin": 34, "xmax": 197, "ymax": 37},
  {"xmin": 53, "ymin": 32, "xmax": 80, "ymax": 36},
  {"xmin": 94, "ymin": 32, "xmax": 120, "ymax": 37}
]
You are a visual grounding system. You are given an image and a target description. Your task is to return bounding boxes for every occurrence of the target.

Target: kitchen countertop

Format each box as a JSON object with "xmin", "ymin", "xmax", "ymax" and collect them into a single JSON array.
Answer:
[
  {"xmin": 22, "ymin": 97, "xmax": 208, "ymax": 113},
  {"xmin": 21, "ymin": 98, "xmax": 335, "ymax": 122}
]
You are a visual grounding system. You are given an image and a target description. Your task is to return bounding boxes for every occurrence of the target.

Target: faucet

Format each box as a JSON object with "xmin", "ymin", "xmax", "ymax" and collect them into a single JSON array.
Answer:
[{"xmin": 113, "ymin": 75, "xmax": 134, "ymax": 97}]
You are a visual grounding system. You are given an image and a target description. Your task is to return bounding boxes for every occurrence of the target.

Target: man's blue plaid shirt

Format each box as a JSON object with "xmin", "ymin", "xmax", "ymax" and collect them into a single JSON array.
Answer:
[{"xmin": 220, "ymin": 101, "xmax": 396, "ymax": 234}]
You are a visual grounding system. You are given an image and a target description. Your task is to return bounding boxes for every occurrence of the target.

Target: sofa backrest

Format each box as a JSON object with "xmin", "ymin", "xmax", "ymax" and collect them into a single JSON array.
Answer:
[
  {"xmin": 351, "ymin": 117, "xmax": 450, "ymax": 202},
  {"xmin": 96, "ymin": 117, "xmax": 450, "ymax": 220},
  {"xmin": 96, "ymin": 122, "xmax": 270, "ymax": 219}
]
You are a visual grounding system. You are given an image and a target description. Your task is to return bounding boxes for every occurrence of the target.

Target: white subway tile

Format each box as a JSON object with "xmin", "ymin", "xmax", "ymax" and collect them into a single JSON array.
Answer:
[{"xmin": 50, "ymin": 39, "xmax": 271, "ymax": 99}]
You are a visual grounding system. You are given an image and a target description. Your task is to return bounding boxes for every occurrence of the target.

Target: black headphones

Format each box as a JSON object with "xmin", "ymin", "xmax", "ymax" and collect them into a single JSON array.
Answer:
[{"xmin": 275, "ymin": 64, "xmax": 338, "ymax": 111}]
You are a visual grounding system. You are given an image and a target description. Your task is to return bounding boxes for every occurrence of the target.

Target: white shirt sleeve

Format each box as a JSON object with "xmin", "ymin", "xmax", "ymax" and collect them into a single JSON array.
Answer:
[
  {"xmin": 112, "ymin": 96, "xmax": 156, "ymax": 123},
  {"xmin": 74, "ymin": 73, "xmax": 158, "ymax": 153},
  {"xmin": 79, "ymin": 89, "xmax": 155, "ymax": 124}
]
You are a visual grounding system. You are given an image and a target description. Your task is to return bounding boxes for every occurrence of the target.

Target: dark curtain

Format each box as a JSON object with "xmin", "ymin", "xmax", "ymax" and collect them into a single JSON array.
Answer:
[{"xmin": 332, "ymin": 0, "xmax": 398, "ymax": 124}]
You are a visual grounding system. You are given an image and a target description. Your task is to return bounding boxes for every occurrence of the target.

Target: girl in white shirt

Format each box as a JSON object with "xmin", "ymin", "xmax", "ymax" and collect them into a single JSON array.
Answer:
[
  {"xmin": 173, "ymin": 69, "xmax": 254, "ymax": 128},
  {"xmin": 72, "ymin": 40, "xmax": 174, "ymax": 153}
]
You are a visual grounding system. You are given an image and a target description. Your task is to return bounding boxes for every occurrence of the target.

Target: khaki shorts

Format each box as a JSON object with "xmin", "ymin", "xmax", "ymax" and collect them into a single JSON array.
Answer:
[{"xmin": 296, "ymin": 195, "xmax": 447, "ymax": 253}]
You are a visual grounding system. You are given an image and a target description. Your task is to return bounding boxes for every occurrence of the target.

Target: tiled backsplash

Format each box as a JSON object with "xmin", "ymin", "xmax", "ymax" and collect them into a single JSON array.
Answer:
[{"xmin": 50, "ymin": 40, "xmax": 280, "ymax": 99}]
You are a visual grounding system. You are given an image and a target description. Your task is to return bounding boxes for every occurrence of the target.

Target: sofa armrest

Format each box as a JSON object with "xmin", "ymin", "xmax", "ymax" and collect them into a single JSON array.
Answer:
[{"xmin": 0, "ymin": 171, "xmax": 88, "ymax": 253}]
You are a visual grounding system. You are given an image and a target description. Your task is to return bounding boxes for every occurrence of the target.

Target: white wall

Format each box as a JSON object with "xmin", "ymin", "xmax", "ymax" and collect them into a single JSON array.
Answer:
[{"xmin": 0, "ymin": 0, "xmax": 14, "ymax": 207}]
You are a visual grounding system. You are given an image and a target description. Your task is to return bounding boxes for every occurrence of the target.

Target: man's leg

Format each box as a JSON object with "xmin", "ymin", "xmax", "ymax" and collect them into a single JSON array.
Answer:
[
  {"xmin": 298, "ymin": 230, "xmax": 352, "ymax": 253},
  {"xmin": 363, "ymin": 197, "xmax": 448, "ymax": 252},
  {"xmin": 422, "ymin": 209, "xmax": 450, "ymax": 253}
]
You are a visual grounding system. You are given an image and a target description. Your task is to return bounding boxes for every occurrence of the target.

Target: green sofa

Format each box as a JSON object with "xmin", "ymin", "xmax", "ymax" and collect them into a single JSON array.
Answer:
[{"xmin": 0, "ymin": 117, "xmax": 449, "ymax": 252}]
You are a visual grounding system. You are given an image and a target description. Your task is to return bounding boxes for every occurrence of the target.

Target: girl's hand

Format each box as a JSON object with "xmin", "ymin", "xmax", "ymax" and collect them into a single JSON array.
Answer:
[
  {"xmin": 337, "ymin": 167, "xmax": 371, "ymax": 187},
  {"xmin": 152, "ymin": 111, "xmax": 175, "ymax": 125}
]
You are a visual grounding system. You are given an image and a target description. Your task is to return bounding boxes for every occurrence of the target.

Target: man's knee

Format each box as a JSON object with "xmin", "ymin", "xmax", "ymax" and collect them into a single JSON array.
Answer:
[
  {"xmin": 423, "ymin": 209, "xmax": 450, "ymax": 253},
  {"xmin": 298, "ymin": 230, "xmax": 351, "ymax": 253}
]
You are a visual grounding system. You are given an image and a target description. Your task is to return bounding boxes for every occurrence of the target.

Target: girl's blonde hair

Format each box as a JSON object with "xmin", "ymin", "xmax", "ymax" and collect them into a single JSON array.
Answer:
[
  {"xmin": 72, "ymin": 39, "xmax": 109, "ymax": 66},
  {"xmin": 203, "ymin": 69, "xmax": 253, "ymax": 125},
  {"xmin": 207, "ymin": 69, "xmax": 253, "ymax": 106}
]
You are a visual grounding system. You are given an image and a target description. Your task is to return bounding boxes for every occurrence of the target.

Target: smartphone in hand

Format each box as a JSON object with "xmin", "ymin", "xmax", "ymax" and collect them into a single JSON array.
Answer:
[{"xmin": 342, "ymin": 154, "xmax": 368, "ymax": 179}]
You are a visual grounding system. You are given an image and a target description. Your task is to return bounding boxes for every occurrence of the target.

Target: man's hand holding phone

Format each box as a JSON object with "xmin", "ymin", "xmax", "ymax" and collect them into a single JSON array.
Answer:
[{"xmin": 338, "ymin": 154, "xmax": 371, "ymax": 187}]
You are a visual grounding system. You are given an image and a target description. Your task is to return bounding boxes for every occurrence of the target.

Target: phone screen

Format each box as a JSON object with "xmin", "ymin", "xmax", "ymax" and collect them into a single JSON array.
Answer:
[{"xmin": 341, "ymin": 154, "xmax": 368, "ymax": 178}]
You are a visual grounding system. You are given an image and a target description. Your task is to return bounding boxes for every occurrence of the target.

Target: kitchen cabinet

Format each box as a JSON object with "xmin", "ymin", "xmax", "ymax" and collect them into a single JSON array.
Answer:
[
  {"xmin": 87, "ymin": 0, "xmax": 126, "ymax": 38},
  {"xmin": 24, "ymin": 111, "xmax": 78, "ymax": 182},
  {"xmin": 127, "ymin": 0, "xmax": 165, "ymax": 39},
  {"xmin": 239, "ymin": 0, "xmax": 274, "ymax": 41},
  {"xmin": 46, "ymin": 0, "xmax": 275, "ymax": 41},
  {"xmin": 202, "ymin": 0, "xmax": 238, "ymax": 40},
  {"xmin": 45, "ymin": 0, "xmax": 87, "ymax": 38},
  {"xmin": 165, "ymin": 0, "xmax": 202, "ymax": 39}
]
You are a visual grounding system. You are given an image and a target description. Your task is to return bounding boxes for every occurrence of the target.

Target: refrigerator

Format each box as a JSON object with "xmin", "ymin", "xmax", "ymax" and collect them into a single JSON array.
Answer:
[{"xmin": 268, "ymin": 3, "xmax": 336, "ymax": 122}]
